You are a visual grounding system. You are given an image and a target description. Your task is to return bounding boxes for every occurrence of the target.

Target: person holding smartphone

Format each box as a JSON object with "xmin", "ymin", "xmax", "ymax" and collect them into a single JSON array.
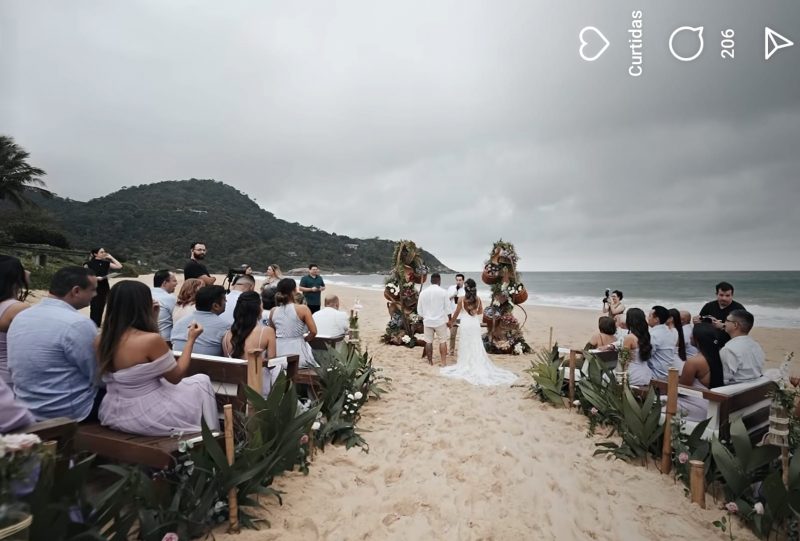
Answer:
[
  {"xmin": 446, "ymin": 274, "xmax": 466, "ymax": 356},
  {"xmin": 85, "ymin": 247, "xmax": 122, "ymax": 326},
  {"xmin": 693, "ymin": 281, "xmax": 745, "ymax": 336}
]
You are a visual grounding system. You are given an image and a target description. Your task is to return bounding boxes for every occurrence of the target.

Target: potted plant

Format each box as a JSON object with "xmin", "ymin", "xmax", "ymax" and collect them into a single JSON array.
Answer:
[{"xmin": 0, "ymin": 433, "xmax": 41, "ymax": 541}]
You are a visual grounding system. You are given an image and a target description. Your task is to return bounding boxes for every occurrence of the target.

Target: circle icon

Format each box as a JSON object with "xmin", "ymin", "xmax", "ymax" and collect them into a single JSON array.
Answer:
[{"xmin": 669, "ymin": 26, "xmax": 705, "ymax": 62}]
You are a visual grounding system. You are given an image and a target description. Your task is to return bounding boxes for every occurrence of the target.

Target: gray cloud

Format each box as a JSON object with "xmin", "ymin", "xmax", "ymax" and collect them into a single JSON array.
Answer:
[{"xmin": 1, "ymin": 0, "xmax": 799, "ymax": 270}]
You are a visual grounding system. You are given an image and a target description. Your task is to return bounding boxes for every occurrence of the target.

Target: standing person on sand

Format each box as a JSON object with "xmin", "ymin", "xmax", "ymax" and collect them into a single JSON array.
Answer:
[
  {"xmin": 85, "ymin": 247, "xmax": 123, "ymax": 326},
  {"xmin": 299, "ymin": 264, "xmax": 325, "ymax": 314},
  {"xmin": 417, "ymin": 273, "xmax": 452, "ymax": 366},
  {"xmin": 183, "ymin": 242, "xmax": 216, "ymax": 286},
  {"xmin": 446, "ymin": 274, "xmax": 466, "ymax": 357}
]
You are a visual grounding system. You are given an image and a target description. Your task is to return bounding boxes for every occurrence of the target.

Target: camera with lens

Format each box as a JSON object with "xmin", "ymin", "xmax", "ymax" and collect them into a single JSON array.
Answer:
[{"xmin": 602, "ymin": 288, "xmax": 610, "ymax": 304}]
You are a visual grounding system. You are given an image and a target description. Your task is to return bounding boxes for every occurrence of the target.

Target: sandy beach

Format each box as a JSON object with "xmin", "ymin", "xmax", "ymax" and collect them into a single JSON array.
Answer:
[{"xmin": 36, "ymin": 275, "xmax": 795, "ymax": 540}]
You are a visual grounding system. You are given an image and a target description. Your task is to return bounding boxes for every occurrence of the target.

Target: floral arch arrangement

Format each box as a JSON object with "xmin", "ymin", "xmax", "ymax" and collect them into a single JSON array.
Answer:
[
  {"xmin": 481, "ymin": 240, "xmax": 531, "ymax": 354},
  {"xmin": 381, "ymin": 240, "xmax": 429, "ymax": 347}
]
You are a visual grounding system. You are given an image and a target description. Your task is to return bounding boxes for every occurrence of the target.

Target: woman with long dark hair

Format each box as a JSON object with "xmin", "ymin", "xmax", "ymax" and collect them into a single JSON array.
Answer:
[
  {"xmin": 97, "ymin": 280, "xmax": 219, "ymax": 436},
  {"xmin": 677, "ymin": 323, "xmax": 729, "ymax": 420},
  {"xmin": 84, "ymin": 247, "xmax": 122, "ymax": 326},
  {"xmin": 222, "ymin": 291, "xmax": 277, "ymax": 395},
  {"xmin": 440, "ymin": 279, "xmax": 516, "ymax": 385},
  {"xmin": 669, "ymin": 308, "xmax": 687, "ymax": 362},
  {"xmin": 269, "ymin": 278, "xmax": 317, "ymax": 368},
  {"xmin": 0, "ymin": 255, "xmax": 31, "ymax": 389},
  {"xmin": 624, "ymin": 308, "xmax": 653, "ymax": 386}
]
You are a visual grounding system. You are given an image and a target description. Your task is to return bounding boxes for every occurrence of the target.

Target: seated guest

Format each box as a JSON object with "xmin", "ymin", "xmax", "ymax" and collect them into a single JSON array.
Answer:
[
  {"xmin": 220, "ymin": 274, "xmax": 255, "ymax": 325},
  {"xmin": 221, "ymin": 292, "xmax": 278, "ymax": 396},
  {"xmin": 171, "ymin": 285, "xmax": 230, "ymax": 356},
  {"xmin": 269, "ymin": 278, "xmax": 317, "ymax": 368},
  {"xmin": 693, "ymin": 281, "xmax": 746, "ymax": 337},
  {"xmin": 624, "ymin": 308, "xmax": 653, "ymax": 387},
  {"xmin": 172, "ymin": 278, "xmax": 204, "ymax": 322},
  {"xmin": 151, "ymin": 270, "xmax": 178, "ymax": 342},
  {"xmin": 8, "ymin": 267, "xmax": 101, "ymax": 422},
  {"xmin": 647, "ymin": 305, "xmax": 677, "ymax": 379},
  {"xmin": 614, "ymin": 314, "xmax": 628, "ymax": 341},
  {"xmin": 602, "ymin": 290, "xmax": 626, "ymax": 317},
  {"xmin": 98, "ymin": 281, "xmax": 219, "ymax": 436},
  {"xmin": 313, "ymin": 295, "xmax": 350, "ymax": 337},
  {"xmin": 585, "ymin": 316, "xmax": 616, "ymax": 350},
  {"xmin": 0, "ymin": 255, "xmax": 31, "ymax": 388},
  {"xmin": 677, "ymin": 324, "xmax": 728, "ymax": 421},
  {"xmin": 680, "ymin": 310, "xmax": 699, "ymax": 358},
  {"xmin": 668, "ymin": 308, "xmax": 687, "ymax": 363},
  {"xmin": 0, "ymin": 377, "xmax": 35, "ymax": 432},
  {"xmin": 720, "ymin": 309, "xmax": 764, "ymax": 384}
]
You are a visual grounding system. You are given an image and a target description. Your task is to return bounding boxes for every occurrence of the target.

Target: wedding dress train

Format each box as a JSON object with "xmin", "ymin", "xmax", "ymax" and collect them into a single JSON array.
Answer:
[{"xmin": 440, "ymin": 314, "xmax": 517, "ymax": 386}]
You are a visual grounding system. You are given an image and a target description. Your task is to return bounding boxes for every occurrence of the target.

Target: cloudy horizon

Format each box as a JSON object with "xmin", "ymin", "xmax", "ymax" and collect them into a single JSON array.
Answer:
[{"xmin": 2, "ymin": 1, "xmax": 799, "ymax": 271}]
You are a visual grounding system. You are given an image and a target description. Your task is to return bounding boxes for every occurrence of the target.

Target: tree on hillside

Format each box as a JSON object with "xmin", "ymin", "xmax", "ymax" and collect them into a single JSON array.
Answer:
[{"xmin": 0, "ymin": 135, "xmax": 52, "ymax": 208}]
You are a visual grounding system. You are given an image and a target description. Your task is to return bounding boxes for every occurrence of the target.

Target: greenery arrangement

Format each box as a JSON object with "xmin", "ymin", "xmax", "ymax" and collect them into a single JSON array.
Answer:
[
  {"xmin": 382, "ymin": 240, "xmax": 427, "ymax": 347},
  {"xmin": 526, "ymin": 345, "xmax": 564, "ymax": 407},
  {"xmin": 481, "ymin": 240, "xmax": 531, "ymax": 354}
]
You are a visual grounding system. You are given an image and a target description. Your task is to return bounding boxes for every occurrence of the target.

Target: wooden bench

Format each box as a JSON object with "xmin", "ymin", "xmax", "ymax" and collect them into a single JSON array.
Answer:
[
  {"xmin": 651, "ymin": 374, "xmax": 777, "ymax": 442},
  {"xmin": 558, "ymin": 347, "xmax": 619, "ymax": 405},
  {"xmin": 76, "ymin": 352, "xmax": 299, "ymax": 469},
  {"xmin": 292, "ymin": 336, "xmax": 345, "ymax": 399},
  {"xmin": 13, "ymin": 417, "xmax": 77, "ymax": 475}
]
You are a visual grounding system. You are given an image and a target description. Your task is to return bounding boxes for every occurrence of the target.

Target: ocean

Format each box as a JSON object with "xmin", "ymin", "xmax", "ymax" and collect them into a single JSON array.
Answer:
[{"xmin": 319, "ymin": 271, "xmax": 800, "ymax": 329}]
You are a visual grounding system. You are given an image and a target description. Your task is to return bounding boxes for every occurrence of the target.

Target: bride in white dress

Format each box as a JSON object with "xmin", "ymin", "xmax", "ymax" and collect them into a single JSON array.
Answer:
[{"xmin": 440, "ymin": 279, "xmax": 517, "ymax": 386}]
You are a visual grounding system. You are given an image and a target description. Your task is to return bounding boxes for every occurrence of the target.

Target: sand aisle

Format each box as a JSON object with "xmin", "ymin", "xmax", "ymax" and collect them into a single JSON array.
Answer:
[{"xmin": 208, "ymin": 282, "xmax": 780, "ymax": 541}]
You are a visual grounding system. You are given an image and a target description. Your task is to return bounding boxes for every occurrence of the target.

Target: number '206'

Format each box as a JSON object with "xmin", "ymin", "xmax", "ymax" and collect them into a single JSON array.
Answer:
[{"xmin": 721, "ymin": 29, "xmax": 735, "ymax": 59}]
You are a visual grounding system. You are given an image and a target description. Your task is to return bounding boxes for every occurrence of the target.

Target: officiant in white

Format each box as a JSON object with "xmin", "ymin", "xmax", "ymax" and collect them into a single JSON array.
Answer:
[{"xmin": 447, "ymin": 274, "xmax": 466, "ymax": 356}]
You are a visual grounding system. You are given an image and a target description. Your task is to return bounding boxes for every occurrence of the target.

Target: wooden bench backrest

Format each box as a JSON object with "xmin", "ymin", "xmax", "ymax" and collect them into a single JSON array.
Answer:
[{"xmin": 308, "ymin": 335, "xmax": 345, "ymax": 351}]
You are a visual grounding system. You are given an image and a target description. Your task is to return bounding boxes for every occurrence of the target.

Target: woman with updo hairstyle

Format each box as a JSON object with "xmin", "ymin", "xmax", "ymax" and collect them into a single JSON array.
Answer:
[
  {"xmin": 0, "ymin": 255, "xmax": 31, "ymax": 387},
  {"xmin": 173, "ymin": 278, "xmax": 204, "ymax": 322},
  {"xmin": 269, "ymin": 278, "xmax": 317, "ymax": 368},
  {"xmin": 222, "ymin": 291, "xmax": 277, "ymax": 395},
  {"xmin": 677, "ymin": 323, "xmax": 729, "ymax": 420},
  {"xmin": 624, "ymin": 308, "xmax": 653, "ymax": 386},
  {"xmin": 96, "ymin": 280, "xmax": 219, "ymax": 436}
]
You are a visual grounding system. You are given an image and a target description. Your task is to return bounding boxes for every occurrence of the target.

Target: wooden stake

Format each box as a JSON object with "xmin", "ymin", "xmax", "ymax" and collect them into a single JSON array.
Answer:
[
  {"xmin": 568, "ymin": 350, "xmax": 577, "ymax": 407},
  {"xmin": 661, "ymin": 368, "xmax": 679, "ymax": 474},
  {"xmin": 690, "ymin": 460, "xmax": 706, "ymax": 508},
  {"xmin": 783, "ymin": 447, "xmax": 790, "ymax": 489},
  {"xmin": 224, "ymin": 404, "xmax": 239, "ymax": 533},
  {"xmin": 548, "ymin": 326, "xmax": 553, "ymax": 350},
  {"xmin": 246, "ymin": 348, "xmax": 263, "ymax": 415}
]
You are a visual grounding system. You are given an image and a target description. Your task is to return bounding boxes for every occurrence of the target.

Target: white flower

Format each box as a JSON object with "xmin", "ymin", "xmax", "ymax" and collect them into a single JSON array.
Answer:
[
  {"xmin": 401, "ymin": 335, "xmax": 411, "ymax": 344},
  {"xmin": 754, "ymin": 502, "xmax": 764, "ymax": 515},
  {"xmin": 311, "ymin": 421, "xmax": 321, "ymax": 431},
  {"xmin": 347, "ymin": 393, "xmax": 354, "ymax": 400},
  {"xmin": 513, "ymin": 343, "xmax": 523, "ymax": 355},
  {"xmin": 573, "ymin": 400, "xmax": 581, "ymax": 406},
  {"xmin": 1, "ymin": 433, "xmax": 41, "ymax": 452},
  {"xmin": 354, "ymin": 391, "xmax": 363, "ymax": 400}
]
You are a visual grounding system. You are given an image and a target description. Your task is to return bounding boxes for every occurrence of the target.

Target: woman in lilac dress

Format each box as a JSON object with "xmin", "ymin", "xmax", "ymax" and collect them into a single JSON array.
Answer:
[
  {"xmin": 677, "ymin": 323, "xmax": 728, "ymax": 421},
  {"xmin": 0, "ymin": 256, "xmax": 31, "ymax": 388},
  {"xmin": 624, "ymin": 308, "xmax": 653, "ymax": 387},
  {"xmin": 97, "ymin": 281, "xmax": 219, "ymax": 436},
  {"xmin": 269, "ymin": 278, "xmax": 317, "ymax": 368}
]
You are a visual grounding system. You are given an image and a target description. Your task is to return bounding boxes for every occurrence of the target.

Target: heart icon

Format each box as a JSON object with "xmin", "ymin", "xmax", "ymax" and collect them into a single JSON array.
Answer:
[{"xmin": 579, "ymin": 26, "xmax": 610, "ymax": 61}]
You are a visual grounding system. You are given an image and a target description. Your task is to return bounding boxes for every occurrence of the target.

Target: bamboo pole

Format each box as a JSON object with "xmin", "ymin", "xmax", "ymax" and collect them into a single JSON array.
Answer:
[
  {"xmin": 224, "ymin": 404, "xmax": 239, "ymax": 533},
  {"xmin": 548, "ymin": 326, "xmax": 553, "ymax": 350},
  {"xmin": 568, "ymin": 350, "xmax": 577, "ymax": 407},
  {"xmin": 246, "ymin": 348, "xmax": 263, "ymax": 416},
  {"xmin": 661, "ymin": 368, "xmax": 679, "ymax": 474},
  {"xmin": 783, "ymin": 447, "xmax": 790, "ymax": 489},
  {"xmin": 689, "ymin": 460, "xmax": 706, "ymax": 508}
]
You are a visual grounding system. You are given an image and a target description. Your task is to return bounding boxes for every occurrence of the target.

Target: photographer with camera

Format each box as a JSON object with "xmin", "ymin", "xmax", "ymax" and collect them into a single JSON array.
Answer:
[
  {"xmin": 220, "ymin": 272, "xmax": 255, "ymax": 325},
  {"xmin": 602, "ymin": 289, "xmax": 626, "ymax": 318},
  {"xmin": 693, "ymin": 281, "xmax": 745, "ymax": 337},
  {"xmin": 447, "ymin": 274, "xmax": 466, "ymax": 356}
]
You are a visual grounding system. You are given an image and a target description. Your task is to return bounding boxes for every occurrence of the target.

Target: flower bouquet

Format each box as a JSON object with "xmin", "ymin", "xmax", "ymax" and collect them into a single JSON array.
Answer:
[
  {"xmin": 482, "ymin": 263, "xmax": 501, "ymax": 285},
  {"xmin": 1, "ymin": 433, "xmax": 42, "ymax": 538},
  {"xmin": 384, "ymin": 281, "xmax": 401, "ymax": 301}
]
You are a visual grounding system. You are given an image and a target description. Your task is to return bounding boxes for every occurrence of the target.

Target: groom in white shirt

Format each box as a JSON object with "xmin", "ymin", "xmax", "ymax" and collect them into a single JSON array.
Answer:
[
  {"xmin": 417, "ymin": 273, "xmax": 452, "ymax": 366},
  {"xmin": 446, "ymin": 274, "xmax": 466, "ymax": 356}
]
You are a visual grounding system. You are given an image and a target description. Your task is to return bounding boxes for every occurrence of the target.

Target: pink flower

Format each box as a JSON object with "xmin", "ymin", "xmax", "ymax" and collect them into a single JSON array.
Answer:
[
  {"xmin": 725, "ymin": 501, "xmax": 738, "ymax": 514},
  {"xmin": 299, "ymin": 434, "xmax": 309, "ymax": 445},
  {"xmin": 590, "ymin": 407, "xmax": 598, "ymax": 416},
  {"xmin": 162, "ymin": 534, "xmax": 179, "ymax": 541},
  {"xmin": 678, "ymin": 452, "xmax": 689, "ymax": 464}
]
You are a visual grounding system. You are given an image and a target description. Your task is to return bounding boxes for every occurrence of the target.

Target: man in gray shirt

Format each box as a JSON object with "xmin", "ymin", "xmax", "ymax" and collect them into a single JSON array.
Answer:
[
  {"xmin": 720, "ymin": 309, "xmax": 764, "ymax": 384},
  {"xmin": 151, "ymin": 269, "xmax": 178, "ymax": 342},
  {"xmin": 8, "ymin": 267, "xmax": 100, "ymax": 421},
  {"xmin": 171, "ymin": 285, "xmax": 230, "ymax": 356},
  {"xmin": 647, "ymin": 305, "xmax": 677, "ymax": 379}
]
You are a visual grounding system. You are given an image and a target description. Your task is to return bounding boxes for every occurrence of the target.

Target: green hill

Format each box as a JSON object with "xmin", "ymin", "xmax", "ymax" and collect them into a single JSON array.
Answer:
[{"xmin": 12, "ymin": 179, "xmax": 452, "ymax": 274}]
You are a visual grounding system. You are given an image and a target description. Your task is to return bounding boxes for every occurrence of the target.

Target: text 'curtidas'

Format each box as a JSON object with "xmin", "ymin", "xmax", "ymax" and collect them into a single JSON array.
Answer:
[{"xmin": 629, "ymin": 11, "xmax": 643, "ymax": 77}]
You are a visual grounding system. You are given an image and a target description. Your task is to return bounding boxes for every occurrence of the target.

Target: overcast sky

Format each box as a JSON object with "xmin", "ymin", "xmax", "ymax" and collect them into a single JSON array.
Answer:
[{"xmin": 2, "ymin": 1, "xmax": 798, "ymax": 271}]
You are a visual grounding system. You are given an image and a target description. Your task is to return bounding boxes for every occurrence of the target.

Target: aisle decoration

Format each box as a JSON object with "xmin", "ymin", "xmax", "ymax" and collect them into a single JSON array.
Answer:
[
  {"xmin": 382, "ymin": 240, "xmax": 428, "ymax": 347},
  {"xmin": 481, "ymin": 240, "xmax": 531, "ymax": 354},
  {"xmin": 0, "ymin": 433, "xmax": 41, "ymax": 539}
]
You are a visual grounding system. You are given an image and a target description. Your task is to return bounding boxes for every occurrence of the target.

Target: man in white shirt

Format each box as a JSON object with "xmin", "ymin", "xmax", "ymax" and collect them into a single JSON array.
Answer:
[
  {"xmin": 446, "ymin": 274, "xmax": 466, "ymax": 356},
  {"xmin": 313, "ymin": 295, "xmax": 350, "ymax": 337},
  {"xmin": 220, "ymin": 274, "xmax": 255, "ymax": 325},
  {"xmin": 417, "ymin": 273, "xmax": 452, "ymax": 366},
  {"xmin": 151, "ymin": 270, "xmax": 178, "ymax": 343},
  {"xmin": 647, "ymin": 305, "xmax": 677, "ymax": 379},
  {"xmin": 720, "ymin": 309, "xmax": 764, "ymax": 384}
]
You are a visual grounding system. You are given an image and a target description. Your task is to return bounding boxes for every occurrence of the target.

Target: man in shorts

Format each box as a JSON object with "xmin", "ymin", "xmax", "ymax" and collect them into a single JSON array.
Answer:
[{"xmin": 417, "ymin": 273, "xmax": 452, "ymax": 366}]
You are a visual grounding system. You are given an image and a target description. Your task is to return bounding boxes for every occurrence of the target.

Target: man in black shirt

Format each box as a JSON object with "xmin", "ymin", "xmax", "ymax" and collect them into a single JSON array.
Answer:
[
  {"xmin": 694, "ymin": 281, "xmax": 745, "ymax": 334},
  {"xmin": 183, "ymin": 242, "xmax": 216, "ymax": 286}
]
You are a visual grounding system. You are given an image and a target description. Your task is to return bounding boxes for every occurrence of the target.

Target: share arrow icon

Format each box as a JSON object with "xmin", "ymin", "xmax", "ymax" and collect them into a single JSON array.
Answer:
[{"xmin": 765, "ymin": 27, "xmax": 794, "ymax": 60}]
